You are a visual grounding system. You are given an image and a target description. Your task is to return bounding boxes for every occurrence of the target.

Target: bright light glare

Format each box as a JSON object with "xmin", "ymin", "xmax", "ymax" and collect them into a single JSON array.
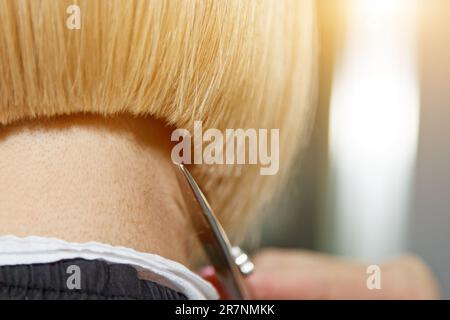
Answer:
[{"xmin": 329, "ymin": 0, "xmax": 419, "ymax": 261}]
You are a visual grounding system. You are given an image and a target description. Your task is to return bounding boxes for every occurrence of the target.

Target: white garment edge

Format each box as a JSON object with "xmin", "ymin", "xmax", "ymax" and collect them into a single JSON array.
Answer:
[{"xmin": 0, "ymin": 235, "xmax": 218, "ymax": 300}]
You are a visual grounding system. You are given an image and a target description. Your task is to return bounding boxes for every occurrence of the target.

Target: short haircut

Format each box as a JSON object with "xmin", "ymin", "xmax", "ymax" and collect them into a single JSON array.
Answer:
[{"xmin": 0, "ymin": 0, "xmax": 316, "ymax": 236}]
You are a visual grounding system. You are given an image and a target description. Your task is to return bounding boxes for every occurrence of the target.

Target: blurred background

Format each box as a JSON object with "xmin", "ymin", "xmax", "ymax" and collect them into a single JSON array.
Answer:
[{"xmin": 250, "ymin": 0, "xmax": 450, "ymax": 298}]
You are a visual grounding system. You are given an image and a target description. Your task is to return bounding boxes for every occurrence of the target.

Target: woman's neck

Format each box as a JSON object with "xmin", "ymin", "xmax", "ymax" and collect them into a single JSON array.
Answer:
[{"xmin": 0, "ymin": 115, "xmax": 191, "ymax": 266}]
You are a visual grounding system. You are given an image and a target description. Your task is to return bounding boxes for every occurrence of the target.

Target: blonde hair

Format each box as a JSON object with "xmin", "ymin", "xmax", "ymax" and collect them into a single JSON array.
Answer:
[{"xmin": 0, "ymin": 0, "xmax": 316, "ymax": 236}]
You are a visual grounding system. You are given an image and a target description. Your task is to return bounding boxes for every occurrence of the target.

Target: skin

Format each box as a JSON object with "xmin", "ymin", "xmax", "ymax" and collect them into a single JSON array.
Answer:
[
  {"xmin": 0, "ymin": 115, "xmax": 440, "ymax": 298},
  {"xmin": 0, "ymin": 115, "xmax": 191, "ymax": 266},
  {"xmin": 247, "ymin": 249, "xmax": 441, "ymax": 299}
]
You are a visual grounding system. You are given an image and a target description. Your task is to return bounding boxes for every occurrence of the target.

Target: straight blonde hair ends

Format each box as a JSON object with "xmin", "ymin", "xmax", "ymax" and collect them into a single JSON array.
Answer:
[{"xmin": 0, "ymin": 0, "xmax": 316, "ymax": 236}]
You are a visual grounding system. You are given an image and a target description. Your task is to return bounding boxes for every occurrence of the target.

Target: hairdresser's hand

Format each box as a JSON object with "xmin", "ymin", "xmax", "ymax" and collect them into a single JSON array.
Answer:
[{"xmin": 246, "ymin": 248, "xmax": 440, "ymax": 299}]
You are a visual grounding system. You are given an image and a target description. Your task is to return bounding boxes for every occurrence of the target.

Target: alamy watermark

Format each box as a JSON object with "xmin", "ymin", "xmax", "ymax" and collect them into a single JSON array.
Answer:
[
  {"xmin": 66, "ymin": 4, "xmax": 81, "ymax": 30},
  {"xmin": 66, "ymin": 264, "xmax": 81, "ymax": 290},
  {"xmin": 366, "ymin": 265, "xmax": 382, "ymax": 290},
  {"xmin": 171, "ymin": 121, "xmax": 280, "ymax": 176}
]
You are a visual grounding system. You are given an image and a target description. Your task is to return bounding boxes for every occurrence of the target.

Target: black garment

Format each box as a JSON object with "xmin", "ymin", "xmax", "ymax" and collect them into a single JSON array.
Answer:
[{"xmin": 0, "ymin": 258, "xmax": 188, "ymax": 300}]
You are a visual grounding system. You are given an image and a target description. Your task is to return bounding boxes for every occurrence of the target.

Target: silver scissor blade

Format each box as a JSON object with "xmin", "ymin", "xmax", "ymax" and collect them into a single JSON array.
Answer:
[{"xmin": 175, "ymin": 163, "xmax": 251, "ymax": 299}]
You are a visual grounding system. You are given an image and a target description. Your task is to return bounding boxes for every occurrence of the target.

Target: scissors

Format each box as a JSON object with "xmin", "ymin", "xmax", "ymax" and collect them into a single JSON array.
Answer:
[{"xmin": 175, "ymin": 163, "xmax": 254, "ymax": 300}]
